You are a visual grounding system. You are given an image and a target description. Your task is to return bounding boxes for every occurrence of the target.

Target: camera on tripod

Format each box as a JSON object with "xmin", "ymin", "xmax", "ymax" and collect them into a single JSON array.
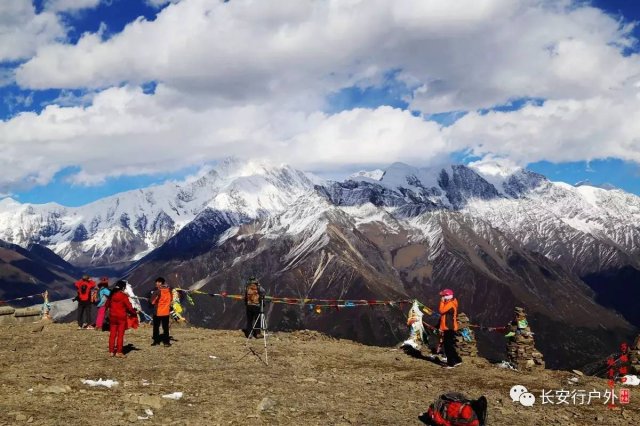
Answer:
[{"xmin": 240, "ymin": 276, "xmax": 270, "ymax": 365}]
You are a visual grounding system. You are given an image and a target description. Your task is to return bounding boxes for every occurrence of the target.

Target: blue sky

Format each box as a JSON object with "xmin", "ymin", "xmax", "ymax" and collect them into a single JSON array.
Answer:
[{"xmin": 2, "ymin": 0, "xmax": 640, "ymax": 206}]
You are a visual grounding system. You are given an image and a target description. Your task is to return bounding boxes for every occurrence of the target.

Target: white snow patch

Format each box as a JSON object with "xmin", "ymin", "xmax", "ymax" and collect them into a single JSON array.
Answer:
[
  {"xmin": 561, "ymin": 217, "xmax": 603, "ymax": 235},
  {"xmin": 162, "ymin": 392, "xmax": 183, "ymax": 400},
  {"xmin": 131, "ymin": 247, "xmax": 154, "ymax": 261},
  {"xmin": 217, "ymin": 226, "xmax": 239, "ymax": 245},
  {"xmin": 82, "ymin": 379, "xmax": 119, "ymax": 388},
  {"xmin": 574, "ymin": 185, "xmax": 603, "ymax": 208}
]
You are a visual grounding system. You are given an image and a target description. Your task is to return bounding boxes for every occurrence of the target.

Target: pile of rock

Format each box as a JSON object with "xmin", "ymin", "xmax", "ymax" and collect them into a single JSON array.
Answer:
[
  {"xmin": 455, "ymin": 312, "xmax": 478, "ymax": 357},
  {"xmin": 506, "ymin": 307, "xmax": 545, "ymax": 370}
]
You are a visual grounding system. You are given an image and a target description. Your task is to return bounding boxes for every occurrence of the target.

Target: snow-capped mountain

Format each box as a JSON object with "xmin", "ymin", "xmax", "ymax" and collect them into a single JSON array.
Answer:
[
  {"xmin": 126, "ymin": 180, "xmax": 635, "ymax": 369},
  {"xmin": 1, "ymin": 158, "xmax": 638, "ymax": 280},
  {"xmin": 0, "ymin": 159, "xmax": 314, "ymax": 268},
  {"xmin": 464, "ymin": 181, "xmax": 640, "ymax": 275},
  {"xmin": 3, "ymin": 158, "xmax": 638, "ymax": 368},
  {"xmin": 328, "ymin": 162, "xmax": 640, "ymax": 275}
]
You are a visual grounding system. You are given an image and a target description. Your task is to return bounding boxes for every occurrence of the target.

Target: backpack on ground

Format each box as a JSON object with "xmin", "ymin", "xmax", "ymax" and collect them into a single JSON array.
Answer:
[
  {"xmin": 246, "ymin": 283, "xmax": 261, "ymax": 306},
  {"xmin": 419, "ymin": 392, "xmax": 487, "ymax": 426}
]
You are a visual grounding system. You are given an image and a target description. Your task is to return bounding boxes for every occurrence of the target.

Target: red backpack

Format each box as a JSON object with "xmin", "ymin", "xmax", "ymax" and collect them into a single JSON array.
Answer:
[{"xmin": 420, "ymin": 393, "xmax": 487, "ymax": 426}]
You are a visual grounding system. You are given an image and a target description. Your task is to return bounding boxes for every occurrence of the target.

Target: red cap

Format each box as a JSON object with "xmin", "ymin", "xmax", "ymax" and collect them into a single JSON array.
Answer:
[{"xmin": 439, "ymin": 289, "xmax": 454, "ymax": 297}]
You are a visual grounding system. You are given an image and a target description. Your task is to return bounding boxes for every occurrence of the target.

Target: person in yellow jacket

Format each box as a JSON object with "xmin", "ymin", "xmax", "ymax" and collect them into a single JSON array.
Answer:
[
  {"xmin": 439, "ymin": 289, "xmax": 462, "ymax": 368},
  {"xmin": 150, "ymin": 277, "xmax": 172, "ymax": 347}
]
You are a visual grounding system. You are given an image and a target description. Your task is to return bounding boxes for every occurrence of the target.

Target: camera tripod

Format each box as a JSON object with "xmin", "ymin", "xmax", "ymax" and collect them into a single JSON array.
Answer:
[{"xmin": 238, "ymin": 300, "xmax": 269, "ymax": 365}]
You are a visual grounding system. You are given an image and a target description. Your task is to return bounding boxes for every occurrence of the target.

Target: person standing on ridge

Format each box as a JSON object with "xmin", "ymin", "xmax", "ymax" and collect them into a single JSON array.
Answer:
[
  {"xmin": 105, "ymin": 280, "xmax": 137, "ymax": 358},
  {"xmin": 95, "ymin": 277, "xmax": 111, "ymax": 331},
  {"xmin": 439, "ymin": 288, "xmax": 462, "ymax": 369},
  {"xmin": 244, "ymin": 277, "xmax": 265, "ymax": 338},
  {"xmin": 150, "ymin": 277, "xmax": 172, "ymax": 347},
  {"xmin": 74, "ymin": 274, "xmax": 96, "ymax": 329}
]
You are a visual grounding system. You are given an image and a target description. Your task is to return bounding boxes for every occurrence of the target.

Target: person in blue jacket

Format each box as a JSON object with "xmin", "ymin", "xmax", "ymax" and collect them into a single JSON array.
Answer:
[{"xmin": 95, "ymin": 277, "xmax": 111, "ymax": 330}]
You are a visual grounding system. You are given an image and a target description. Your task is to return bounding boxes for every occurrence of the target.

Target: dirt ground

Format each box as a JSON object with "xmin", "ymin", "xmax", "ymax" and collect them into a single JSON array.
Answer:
[{"xmin": 0, "ymin": 322, "xmax": 638, "ymax": 425}]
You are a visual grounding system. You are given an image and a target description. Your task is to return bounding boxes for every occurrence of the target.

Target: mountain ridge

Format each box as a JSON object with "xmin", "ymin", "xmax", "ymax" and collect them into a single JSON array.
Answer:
[{"xmin": 1, "ymin": 158, "xmax": 638, "ymax": 369}]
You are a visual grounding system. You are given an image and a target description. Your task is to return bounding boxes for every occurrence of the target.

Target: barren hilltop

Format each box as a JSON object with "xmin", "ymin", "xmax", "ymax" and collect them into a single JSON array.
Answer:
[{"xmin": 0, "ymin": 322, "xmax": 638, "ymax": 426}]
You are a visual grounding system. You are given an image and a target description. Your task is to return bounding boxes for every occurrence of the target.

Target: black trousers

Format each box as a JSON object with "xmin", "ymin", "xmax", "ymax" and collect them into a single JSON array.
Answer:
[
  {"xmin": 443, "ymin": 330, "xmax": 462, "ymax": 366},
  {"xmin": 153, "ymin": 315, "xmax": 170, "ymax": 344},
  {"xmin": 77, "ymin": 301, "xmax": 92, "ymax": 327},
  {"xmin": 246, "ymin": 305, "xmax": 261, "ymax": 336}
]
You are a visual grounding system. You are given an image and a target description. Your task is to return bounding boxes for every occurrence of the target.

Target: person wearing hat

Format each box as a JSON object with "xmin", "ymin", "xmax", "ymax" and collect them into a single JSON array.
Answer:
[
  {"xmin": 244, "ymin": 277, "xmax": 265, "ymax": 338},
  {"xmin": 95, "ymin": 277, "xmax": 111, "ymax": 331},
  {"xmin": 150, "ymin": 277, "xmax": 172, "ymax": 347},
  {"xmin": 74, "ymin": 274, "xmax": 96, "ymax": 329},
  {"xmin": 105, "ymin": 280, "xmax": 137, "ymax": 358},
  {"xmin": 439, "ymin": 288, "xmax": 462, "ymax": 368}
]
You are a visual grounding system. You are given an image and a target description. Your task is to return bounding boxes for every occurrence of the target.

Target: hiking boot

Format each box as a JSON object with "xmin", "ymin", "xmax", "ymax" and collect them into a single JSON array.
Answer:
[
  {"xmin": 163, "ymin": 342, "xmax": 172, "ymax": 347},
  {"xmin": 115, "ymin": 353, "xmax": 127, "ymax": 359}
]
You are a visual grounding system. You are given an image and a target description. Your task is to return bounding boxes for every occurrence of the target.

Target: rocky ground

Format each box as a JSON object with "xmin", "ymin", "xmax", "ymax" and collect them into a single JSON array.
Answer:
[{"xmin": 0, "ymin": 322, "xmax": 638, "ymax": 425}]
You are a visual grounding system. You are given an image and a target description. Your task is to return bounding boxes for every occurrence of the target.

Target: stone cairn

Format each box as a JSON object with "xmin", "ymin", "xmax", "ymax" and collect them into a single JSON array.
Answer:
[
  {"xmin": 506, "ymin": 307, "xmax": 545, "ymax": 370},
  {"xmin": 631, "ymin": 334, "xmax": 640, "ymax": 374},
  {"xmin": 455, "ymin": 312, "xmax": 478, "ymax": 357}
]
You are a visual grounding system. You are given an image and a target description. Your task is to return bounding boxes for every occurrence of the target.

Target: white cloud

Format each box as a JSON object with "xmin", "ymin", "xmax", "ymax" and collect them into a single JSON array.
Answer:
[
  {"xmin": 44, "ymin": 0, "xmax": 102, "ymax": 13},
  {"xmin": 15, "ymin": 0, "xmax": 639, "ymax": 113},
  {"xmin": 1, "ymin": 79, "xmax": 640, "ymax": 193},
  {"xmin": 0, "ymin": 85, "xmax": 448, "ymax": 190},
  {"xmin": 446, "ymin": 89, "xmax": 640, "ymax": 164},
  {"xmin": 2, "ymin": 0, "xmax": 640, "ymax": 193},
  {"xmin": 0, "ymin": 1, "xmax": 66, "ymax": 62}
]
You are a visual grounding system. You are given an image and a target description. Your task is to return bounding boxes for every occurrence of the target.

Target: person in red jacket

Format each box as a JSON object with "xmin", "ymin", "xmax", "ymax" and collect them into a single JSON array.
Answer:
[
  {"xmin": 150, "ymin": 277, "xmax": 172, "ymax": 347},
  {"xmin": 74, "ymin": 274, "xmax": 96, "ymax": 329},
  {"xmin": 439, "ymin": 288, "xmax": 462, "ymax": 369},
  {"xmin": 105, "ymin": 280, "xmax": 137, "ymax": 358}
]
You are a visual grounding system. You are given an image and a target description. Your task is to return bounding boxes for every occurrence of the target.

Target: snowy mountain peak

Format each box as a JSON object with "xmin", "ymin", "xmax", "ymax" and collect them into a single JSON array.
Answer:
[
  {"xmin": 468, "ymin": 156, "xmax": 522, "ymax": 179},
  {"xmin": 0, "ymin": 159, "xmax": 314, "ymax": 267},
  {"xmin": 349, "ymin": 169, "xmax": 385, "ymax": 181},
  {"xmin": 0, "ymin": 197, "xmax": 20, "ymax": 208},
  {"xmin": 209, "ymin": 157, "xmax": 289, "ymax": 180},
  {"xmin": 376, "ymin": 162, "xmax": 448, "ymax": 190}
]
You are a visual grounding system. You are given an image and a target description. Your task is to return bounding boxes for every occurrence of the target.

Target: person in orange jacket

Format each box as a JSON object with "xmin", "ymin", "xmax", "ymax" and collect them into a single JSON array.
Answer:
[
  {"xmin": 150, "ymin": 277, "xmax": 172, "ymax": 347},
  {"xmin": 105, "ymin": 280, "xmax": 137, "ymax": 358},
  {"xmin": 439, "ymin": 288, "xmax": 462, "ymax": 368}
]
